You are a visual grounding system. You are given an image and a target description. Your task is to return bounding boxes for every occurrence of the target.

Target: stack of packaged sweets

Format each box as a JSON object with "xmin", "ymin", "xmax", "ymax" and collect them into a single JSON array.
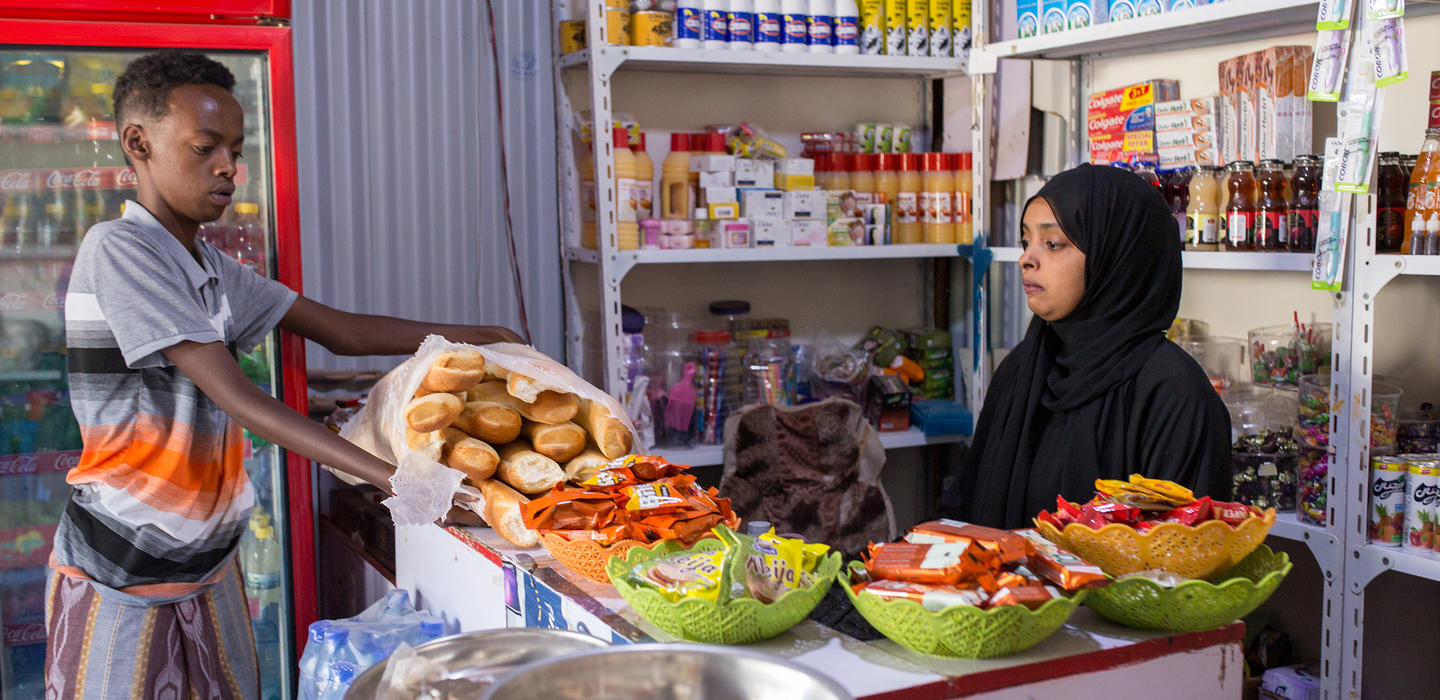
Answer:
[{"xmin": 903, "ymin": 327, "xmax": 955, "ymax": 400}]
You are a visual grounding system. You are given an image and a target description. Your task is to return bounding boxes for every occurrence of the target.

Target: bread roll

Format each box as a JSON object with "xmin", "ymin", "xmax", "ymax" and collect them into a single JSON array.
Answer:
[
  {"xmin": 479, "ymin": 479, "xmax": 537, "ymax": 547},
  {"xmin": 497, "ymin": 442, "xmax": 564, "ymax": 495},
  {"xmin": 576, "ymin": 398, "xmax": 634, "ymax": 459},
  {"xmin": 521, "ymin": 421, "xmax": 587, "ymax": 463},
  {"xmin": 453, "ymin": 401, "xmax": 523, "ymax": 444},
  {"xmin": 563, "ymin": 448, "xmax": 611, "ymax": 483},
  {"xmin": 405, "ymin": 428, "xmax": 445, "ymax": 463},
  {"xmin": 442, "ymin": 428, "xmax": 499, "ymax": 482},
  {"xmin": 485, "ymin": 365, "xmax": 542, "ymax": 403},
  {"xmin": 420, "ymin": 349, "xmax": 487, "ymax": 393},
  {"xmin": 404, "ymin": 393, "xmax": 464, "ymax": 432},
  {"xmin": 469, "ymin": 381, "xmax": 578, "ymax": 425}
]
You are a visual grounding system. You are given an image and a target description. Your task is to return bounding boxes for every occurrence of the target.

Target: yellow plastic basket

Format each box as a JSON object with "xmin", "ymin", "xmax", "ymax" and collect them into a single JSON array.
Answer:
[
  {"xmin": 1034, "ymin": 508, "xmax": 1276, "ymax": 580},
  {"xmin": 606, "ymin": 538, "xmax": 842, "ymax": 645}
]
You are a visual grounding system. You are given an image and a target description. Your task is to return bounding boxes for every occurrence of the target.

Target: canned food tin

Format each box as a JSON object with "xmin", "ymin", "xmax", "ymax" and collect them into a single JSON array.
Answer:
[
  {"xmin": 559, "ymin": 20, "xmax": 586, "ymax": 54},
  {"xmin": 631, "ymin": 11, "xmax": 673, "ymax": 46},
  {"xmin": 1370, "ymin": 457, "xmax": 1408, "ymax": 546},
  {"xmin": 1404, "ymin": 460, "xmax": 1440, "ymax": 554},
  {"xmin": 606, "ymin": 8, "xmax": 631, "ymax": 45}
]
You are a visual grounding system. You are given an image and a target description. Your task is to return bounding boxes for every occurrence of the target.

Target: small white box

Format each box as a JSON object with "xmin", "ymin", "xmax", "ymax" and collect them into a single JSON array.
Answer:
[
  {"xmin": 707, "ymin": 202, "xmax": 740, "ymax": 219},
  {"xmin": 713, "ymin": 220, "xmax": 753, "ymax": 249},
  {"xmin": 699, "ymin": 170, "xmax": 735, "ymax": 188},
  {"xmin": 735, "ymin": 158, "xmax": 775, "ymax": 188},
  {"xmin": 690, "ymin": 154, "xmax": 736, "ymax": 172},
  {"xmin": 775, "ymin": 158, "xmax": 815, "ymax": 175},
  {"xmin": 783, "ymin": 190, "xmax": 826, "ymax": 220},
  {"xmin": 790, "ymin": 220, "xmax": 825, "ymax": 246},
  {"xmin": 739, "ymin": 189, "xmax": 784, "ymax": 219},
  {"xmin": 1155, "ymin": 130, "xmax": 1195, "ymax": 150},
  {"xmin": 702, "ymin": 186, "xmax": 738, "ymax": 206},
  {"xmin": 1154, "ymin": 99, "xmax": 1191, "ymax": 117},
  {"xmin": 753, "ymin": 216, "xmax": 788, "ymax": 246},
  {"xmin": 1155, "ymin": 114, "xmax": 1193, "ymax": 133}
]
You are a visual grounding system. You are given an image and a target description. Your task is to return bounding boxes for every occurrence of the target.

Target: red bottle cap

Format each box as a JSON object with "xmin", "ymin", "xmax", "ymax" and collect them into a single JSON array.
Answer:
[
  {"xmin": 634, "ymin": 132, "xmax": 647, "ymax": 152},
  {"xmin": 613, "ymin": 127, "xmax": 630, "ymax": 150},
  {"xmin": 813, "ymin": 153, "xmax": 831, "ymax": 173},
  {"xmin": 921, "ymin": 153, "xmax": 947, "ymax": 172},
  {"xmin": 898, "ymin": 153, "xmax": 920, "ymax": 171},
  {"xmin": 832, "ymin": 153, "xmax": 852, "ymax": 172},
  {"xmin": 874, "ymin": 153, "xmax": 897, "ymax": 172},
  {"xmin": 705, "ymin": 132, "xmax": 727, "ymax": 153},
  {"xmin": 854, "ymin": 153, "xmax": 876, "ymax": 171},
  {"xmin": 959, "ymin": 152, "xmax": 973, "ymax": 170},
  {"xmin": 670, "ymin": 132, "xmax": 690, "ymax": 151}
]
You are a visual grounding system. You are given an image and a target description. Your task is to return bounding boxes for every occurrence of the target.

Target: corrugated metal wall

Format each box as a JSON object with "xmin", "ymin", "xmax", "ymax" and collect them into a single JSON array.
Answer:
[{"xmin": 291, "ymin": 0, "xmax": 561, "ymax": 372}]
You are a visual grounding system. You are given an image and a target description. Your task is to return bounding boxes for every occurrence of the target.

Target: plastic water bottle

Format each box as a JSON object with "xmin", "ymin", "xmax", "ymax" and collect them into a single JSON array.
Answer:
[
  {"xmin": 244, "ymin": 524, "xmax": 282, "ymax": 625},
  {"xmin": 753, "ymin": 0, "xmax": 782, "ymax": 51},
  {"xmin": 727, "ymin": 0, "xmax": 754, "ymax": 49},
  {"xmin": 781, "ymin": 0, "xmax": 808, "ymax": 52},
  {"xmin": 316, "ymin": 661, "xmax": 356, "ymax": 700},
  {"xmin": 833, "ymin": 0, "xmax": 859, "ymax": 54},
  {"xmin": 410, "ymin": 616, "xmax": 445, "ymax": 647},
  {"xmin": 297, "ymin": 622, "xmax": 331, "ymax": 700},
  {"xmin": 231, "ymin": 201, "xmax": 265, "ymax": 272},
  {"xmin": 702, "ymin": 0, "xmax": 728, "ymax": 49},
  {"xmin": 253, "ymin": 615, "xmax": 282, "ymax": 700},
  {"xmin": 807, "ymin": 0, "xmax": 834, "ymax": 53}
]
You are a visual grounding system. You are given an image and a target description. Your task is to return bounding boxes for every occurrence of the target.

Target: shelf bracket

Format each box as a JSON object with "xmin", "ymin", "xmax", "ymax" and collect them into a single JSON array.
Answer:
[
  {"xmin": 1347, "ymin": 545, "xmax": 1398, "ymax": 592},
  {"xmin": 968, "ymin": 47, "xmax": 998, "ymax": 75}
]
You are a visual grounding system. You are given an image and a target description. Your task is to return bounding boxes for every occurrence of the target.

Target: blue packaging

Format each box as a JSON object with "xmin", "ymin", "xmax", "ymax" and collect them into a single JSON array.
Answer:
[
  {"xmin": 1017, "ymin": 0, "xmax": 1041, "ymax": 38},
  {"xmin": 909, "ymin": 400, "xmax": 974, "ymax": 437},
  {"xmin": 1067, "ymin": 0, "xmax": 1106, "ymax": 28},
  {"xmin": 1041, "ymin": 0, "xmax": 1068, "ymax": 34},
  {"xmin": 1107, "ymin": 0, "xmax": 1136, "ymax": 20},
  {"xmin": 834, "ymin": 12, "xmax": 860, "ymax": 49},
  {"xmin": 704, "ymin": 8, "xmax": 729, "ymax": 43},
  {"xmin": 1136, "ymin": 0, "xmax": 1164, "ymax": 14},
  {"xmin": 807, "ymin": 12, "xmax": 834, "ymax": 46},
  {"xmin": 756, "ymin": 8, "xmax": 784, "ymax": 46},
  {"xmin": 729, "ymin": 9, "xmax": 755, "ymax": 43},
  {"xmin": 783, "ymin": 10, "xmax": 810, "ymax": 45},
  {"xmin": 677, "ymin": 7, "xmax": 704, "ymax": 42},
  {"xmin": 1166, "ymin": 0, "xmax": 1209, "ymax": 8}
]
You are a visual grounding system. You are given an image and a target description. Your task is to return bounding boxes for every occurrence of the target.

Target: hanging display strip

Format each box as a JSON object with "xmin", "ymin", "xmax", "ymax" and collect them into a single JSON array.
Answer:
[{"xmin": 0, "ymin": 163, "xmax": 249, "ymax": 193}]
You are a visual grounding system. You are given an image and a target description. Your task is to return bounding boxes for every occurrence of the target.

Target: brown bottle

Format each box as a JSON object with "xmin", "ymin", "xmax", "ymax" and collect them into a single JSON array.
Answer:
[
  {"xmin": 1256, "ymin": 160, "xmax": 1288, "ymax": 251},
  {"xmin": 1224, "ymin": 161, "xmax": 1257, "ymax": 251},
  {"xmin": 1377, "ymin": 151, "xmax": 1407, "ymax": 252},
  {"xmin": 1288, "ymin": 155, "xmax": 1321, "ymax": 253}
]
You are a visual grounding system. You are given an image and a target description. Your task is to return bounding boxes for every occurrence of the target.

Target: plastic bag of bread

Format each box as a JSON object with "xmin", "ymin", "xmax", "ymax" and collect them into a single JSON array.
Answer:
[{"xmin": 339, "ymin": 335, "xmax": 641, "ymax": 548}]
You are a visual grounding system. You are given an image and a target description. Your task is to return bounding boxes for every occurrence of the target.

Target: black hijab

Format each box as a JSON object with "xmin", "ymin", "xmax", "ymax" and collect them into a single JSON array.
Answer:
[{"xmin": 945, "ymin": 164, "xmax": 1229, "ymax": 528}]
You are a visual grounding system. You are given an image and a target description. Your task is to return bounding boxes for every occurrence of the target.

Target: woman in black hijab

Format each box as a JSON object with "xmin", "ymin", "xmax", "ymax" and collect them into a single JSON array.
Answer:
[{"xmin": 944, "ymin": 164, "xmax": 1231, "ymax": 529}]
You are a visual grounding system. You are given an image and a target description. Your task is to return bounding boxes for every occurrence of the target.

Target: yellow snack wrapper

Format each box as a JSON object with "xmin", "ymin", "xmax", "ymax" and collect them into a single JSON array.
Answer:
[
  {"xmin": 628, "ymin": 547, "xmax": 729, "ymax": 603},
  {"xmin": 1127, "ymin": 474, "xmax": 1195, "ymax": 503},
  {"xmin": 743, "ymin": 528, "xmax": 831, "ymax": 603}
]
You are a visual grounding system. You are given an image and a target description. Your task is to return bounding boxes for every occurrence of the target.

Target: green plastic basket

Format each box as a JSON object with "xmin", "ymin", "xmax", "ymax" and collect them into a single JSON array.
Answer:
[
  {"xmin": 606, "ymin": 538, "xmax": 842, "ymax": 645},
  {"xmin": 840, "ymin": 562, "xmax": 1084, "ymax": 658},
  {"xmin": 1083, "ymin": 544, "xmax": 1292, "ymax": 633}
]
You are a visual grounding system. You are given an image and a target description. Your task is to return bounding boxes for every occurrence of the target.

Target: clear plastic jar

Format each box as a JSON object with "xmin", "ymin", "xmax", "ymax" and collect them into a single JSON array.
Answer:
[{"xmin": 691, "ymin": 329, "xmax": 736, "ymax": 445}]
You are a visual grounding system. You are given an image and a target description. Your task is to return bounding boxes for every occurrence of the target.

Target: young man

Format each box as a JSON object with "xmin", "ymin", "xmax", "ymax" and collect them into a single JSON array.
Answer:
[{"xmin": 46, "ymin": 50, "xmax": 518, "ymax": 698}]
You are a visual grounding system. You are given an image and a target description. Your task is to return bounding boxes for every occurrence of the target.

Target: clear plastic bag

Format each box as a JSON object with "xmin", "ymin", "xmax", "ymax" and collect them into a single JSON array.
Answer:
[{"xmin": 298, "ymin": 589, "xmax": 446, "ymax": 700}]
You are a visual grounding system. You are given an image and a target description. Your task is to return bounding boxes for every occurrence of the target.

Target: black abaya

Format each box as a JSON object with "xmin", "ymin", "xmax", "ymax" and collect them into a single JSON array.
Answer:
[{"xmin": 944, "ymin": 164, "xmax": 1231, "ymax": 529}]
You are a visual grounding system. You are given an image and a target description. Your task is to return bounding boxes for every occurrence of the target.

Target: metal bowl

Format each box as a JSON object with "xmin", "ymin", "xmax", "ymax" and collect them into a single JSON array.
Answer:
[
  {"xmin": 345, "ymin": 628, "xmax": 608, "ymax": 700},
  {"xmin": 481, "ymin": 643, "xmax": 853, "ymax": 700}
]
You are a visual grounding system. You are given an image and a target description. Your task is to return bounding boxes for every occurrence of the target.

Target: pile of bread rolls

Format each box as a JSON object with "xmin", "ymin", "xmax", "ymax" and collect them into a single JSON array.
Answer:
[{"xmin": 401, "ymin": 349, "xmax": 634, "ymax": 547}]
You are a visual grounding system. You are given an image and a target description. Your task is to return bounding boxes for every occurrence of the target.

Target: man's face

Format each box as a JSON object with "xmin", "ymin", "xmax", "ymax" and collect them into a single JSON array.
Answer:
[{"xmin": 122, "ymin": 83, "xmax": 244, "ymax": 225}]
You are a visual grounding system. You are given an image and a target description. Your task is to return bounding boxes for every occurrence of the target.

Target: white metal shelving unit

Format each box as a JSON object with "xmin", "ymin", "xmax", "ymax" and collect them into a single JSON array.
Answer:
[
  {"xmin": 964, "ymin": 3, "xmax": 1438, "ymax": 698},
  {"xmin": 553, "ymin": 1, "xmax": 973, "ymax": 456}
]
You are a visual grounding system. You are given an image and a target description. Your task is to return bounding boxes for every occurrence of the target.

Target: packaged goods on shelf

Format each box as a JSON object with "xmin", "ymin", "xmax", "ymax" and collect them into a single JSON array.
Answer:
[
  {"xmin": 1155, "ymin": 98, "xmax": 1220, "ymax": 168},
  {"xmin": 1087, "ymin": 80, "xmax": 1179, "ymax": 165}
]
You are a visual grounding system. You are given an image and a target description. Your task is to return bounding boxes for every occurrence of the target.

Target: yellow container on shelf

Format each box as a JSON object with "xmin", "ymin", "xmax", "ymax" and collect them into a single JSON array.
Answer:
[
  {"xmin": 606, "ymin": 8, "xmax": 631, "ymax": 45},
  {"xmin": 774, "ymin": 172, "xmax": 816, "ymax": 191},
  {"xmin": 605, "ymin": 0, "xmax": 626, "ymax": 7},
  {"xmin": 559, "ymin": 20, "xmax": 586, "ymax": 54},
  {"xmin": 631, "ymin": 11, "xmax": 672, "ymax": 46}
]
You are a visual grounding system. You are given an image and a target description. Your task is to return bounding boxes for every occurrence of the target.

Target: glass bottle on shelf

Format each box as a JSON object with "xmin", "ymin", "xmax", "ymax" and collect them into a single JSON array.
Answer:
[
  {"xmin": 1223, "ymin": 161, "xmax": 1257, "ymax": 251},
  {"xmin": 1255, "ymin": 159, "xmax": 1288, "ymax": 251},
  {"xmin": 1288, "ymin": 155, "xmax": 1321, "ymax": 253},
  {"xmin": 1376, "ymin": 152, "xmax": 1407, "ymax": 253}
]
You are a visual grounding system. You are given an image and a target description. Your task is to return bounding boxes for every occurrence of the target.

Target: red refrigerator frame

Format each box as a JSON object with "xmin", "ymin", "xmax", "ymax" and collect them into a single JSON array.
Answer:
[{"xmin": 0, "ymin": 12, "xmax": 318, "ymax": 659}]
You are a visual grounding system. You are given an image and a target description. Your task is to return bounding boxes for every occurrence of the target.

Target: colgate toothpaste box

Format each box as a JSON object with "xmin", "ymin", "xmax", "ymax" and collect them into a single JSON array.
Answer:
[{"xmin": 1087, "ymin": 79, "xmax": 1179, "ymax": 164}]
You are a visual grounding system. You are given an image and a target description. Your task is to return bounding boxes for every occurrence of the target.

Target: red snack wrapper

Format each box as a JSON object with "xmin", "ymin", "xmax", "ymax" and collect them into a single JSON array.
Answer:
[
  {"xmin": 1036, "ymin": 510, "xmax": 1064, "ymax": 529},
  {"xmin": 856, "ymin": 580, "xmax": 987, "ymax": 612},
  {"xmin": 1086, "ymin": 499, "xmax": 1142, "ymax": 525},
  {"xmin": 1056, "ymin": 496, "xmax": 1083, "ymax": 524},
  {"xmin": 984, "ymin": 584, "xmax": 1063, "ymax": 610},
  {"xmin": 1013, "ymin": 529, "xmax": 1110, "ymax": 590},
  {"xmin": 1211, "ymin": 500, "xmax": 1259, "ymax": 525},
  {"xmin": 1152, "ymin": 496, "xmax": 1213, "ymax": 526}
]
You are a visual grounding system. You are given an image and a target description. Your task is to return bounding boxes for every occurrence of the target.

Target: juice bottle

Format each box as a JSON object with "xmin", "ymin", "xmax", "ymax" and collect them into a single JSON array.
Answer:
[
  {"xmin": 1187, "ymin": 166, "xmax": 1220, "ymax": 251},
  {"xmin": 812, "ymin": 153, "xmax": 831, "ymax": 189},
  {"xmin": 851, "ymin": 153, "xmax": 876, "ymax": 204},
  {"xmin": 1402, "ymin": 129, "xmax": 1440, "ymax": 254},
  {"xmin": 1288, "ymin": 155, "xmax": 1321, "ymax": 253},
  {"xmin": 920, "ymin": 153, "xmax": 955, "ymax": 244},
  {"xmin": 873, "ymin": 153, "xmax": 899, "ymax": 242},
  {"xmin": 661, "ymin": 132, "xmax": 693, "ymax": 219},
  {"xmin": 1223, "ymin": 160, "xmax": 1256, "ymax": 251},
  {"xmin": 1376, "ymin": 152, "xmax": 1406, "ymax": 253},
  {"xmin": 580, "ymin": 142, "xmax": 597, "ymax": 249},
  {"xmin": 1159, "ymin": 167, "xmax": 1191, "ymax": 244},
  {"xmin": 954, "ymin": 152, "xmax": 973, "ymax": 244},
  {"xmin": 1255, "ymin": 159, "xmax": 1288, "ymax": 251},
  {"xmin": 633, "ymin": 132, "xmax": 655, "ymax": 220},
  {"xmin": 612, "ymin": 127, "xmax": 640, "ymax": 251},
  {"xmin": 829, "ymin": 153, "xmax": 853, "ymax": 191},
  {"xmin": 895, "ymin": 153, "xmax": 922, "ymax": 243}
]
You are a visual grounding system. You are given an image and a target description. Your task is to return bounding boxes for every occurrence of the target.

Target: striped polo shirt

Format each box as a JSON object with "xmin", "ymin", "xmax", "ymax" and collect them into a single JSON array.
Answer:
[{"xmin": 54, "ymin": 201, "xmax": 297, "ymax": 601}]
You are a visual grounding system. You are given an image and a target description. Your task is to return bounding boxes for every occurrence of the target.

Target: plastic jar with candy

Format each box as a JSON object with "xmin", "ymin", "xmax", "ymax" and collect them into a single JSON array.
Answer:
[
  {"xmin": 1398, "ymin": 404, "xmax": 1440, "ymax": 454},
  {"xmin": 1371, "ymin": 380, "xmax": 1403, "ymax": 451},
  {"xmin": 1225, "ymin": 385, "xmax": 1299, "ymax": 511},
  {"xmin": 1297, "ymin": 373, "xmax": 1331, "ymax": 449},
  {"xmin": 1298, "ymin": 448, "xmax": 1330, "ymax": 525},
  {"xmin": 1250, "ymin": 323, "xmax": 1332, "ymax": 386}
]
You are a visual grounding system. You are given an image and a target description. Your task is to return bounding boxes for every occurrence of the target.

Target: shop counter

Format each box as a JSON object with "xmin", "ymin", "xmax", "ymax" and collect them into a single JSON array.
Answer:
[{"xmin": 396, "ymin": 524, "xmax": 1243, "ymax": 699}]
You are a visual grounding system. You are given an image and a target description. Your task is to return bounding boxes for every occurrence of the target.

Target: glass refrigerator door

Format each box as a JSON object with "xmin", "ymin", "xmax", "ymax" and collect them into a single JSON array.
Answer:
[{"xmin": 0, "ymin": 49, "xmax": 291, "ymax": 700}]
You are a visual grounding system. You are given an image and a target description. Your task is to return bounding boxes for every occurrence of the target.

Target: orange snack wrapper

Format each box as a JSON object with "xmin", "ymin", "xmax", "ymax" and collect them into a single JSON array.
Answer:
[
  {"xmin": 580, "ymin": 454, "xmax": 687, "ymax": 489},
  {"xmin": 1013, "ymin": 528, "xmax": 1111, "ymax": 590},
  {"xmin": 855, "ymin": 579, "xmax": 987, "ymax": 612},
  {"xmin": 984, "ymin": 584, "xmax": 1063, "ymax": 610},
  {"xmin": 903, "ymin": 520, "xmax": 1031, "ymax": 566}
]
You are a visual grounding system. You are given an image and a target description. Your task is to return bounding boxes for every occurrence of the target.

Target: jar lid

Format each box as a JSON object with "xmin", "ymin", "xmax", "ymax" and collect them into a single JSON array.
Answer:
[
  {"xmin": 621, "ymin": 305, "xmax": 646, "ymax": 335},
  {"xmin": 670, "ymin": 132, "xmax": 690, "ymax": 151},
  {"xmin": 709, "ymin": 300, "xmax": 751, "ymax": 316},
  {"xmin": 694, "ymin": 329, "xmax": 732, "ymax": 343}
]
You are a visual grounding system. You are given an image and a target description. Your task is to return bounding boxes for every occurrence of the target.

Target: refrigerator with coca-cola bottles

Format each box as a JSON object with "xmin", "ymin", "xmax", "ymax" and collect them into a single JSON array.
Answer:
[{"xmin": 0, "ymin": 4, "xmax": 312, "ymax": 699}]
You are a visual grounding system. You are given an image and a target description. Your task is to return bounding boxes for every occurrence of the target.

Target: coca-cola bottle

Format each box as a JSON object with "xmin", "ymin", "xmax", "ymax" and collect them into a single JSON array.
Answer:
[
  {"xmin": 3, "ymin": 191, "xmax": 35, "ymax": 251},
  {"xmin": 36, "ymin": 182, "xmax": 71, "ymax": 248}
]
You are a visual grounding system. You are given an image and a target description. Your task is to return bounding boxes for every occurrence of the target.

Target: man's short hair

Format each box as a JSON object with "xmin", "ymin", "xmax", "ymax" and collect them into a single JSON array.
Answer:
[{"xmin": 113, "ymin": 49, "xmax": 236, "ymax": 129}]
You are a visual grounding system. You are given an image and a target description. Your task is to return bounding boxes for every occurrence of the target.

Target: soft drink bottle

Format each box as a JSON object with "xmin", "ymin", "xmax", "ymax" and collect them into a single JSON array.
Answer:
[
  {"xmin": 232, "ymin": 202, "xmax": 265, "ymax": 272},
  {"xmin": 244, "ymin": 524, "xmax": 282, "ymax": 626}
]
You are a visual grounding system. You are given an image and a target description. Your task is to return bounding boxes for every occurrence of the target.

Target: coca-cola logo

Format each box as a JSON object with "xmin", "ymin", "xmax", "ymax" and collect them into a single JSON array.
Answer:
[
  {"xmin": 42, "ymin": 292, "xmax": 62, "ymax": 311},
  {"xmin": 0, "ymin": 453, "xmax": 38, "ymax": 476},
  {"xmin": 0, "ymin": 292, "xmax": 25, "ymax": 312},
  {"xmin": 116, "ymin": 168, "xmax": 139, "ymax": 187},
  {"xmin": 3, "ymin": 622, "xmax": 46, "ymax": 645},
  {"xmin": 73, "ymin": 168, "xmax": 101, "ymax": 188},
  {"xmin": 0, "ymin": 170, "xmax": 33, "ymax": 191},
  {"xmin": 45, "ymin": 170, "xmax": 67, "ymax": 189},
  {"xmin": 57, "ymin": 451, "xmax": 83, "ymax": 470},
  {"xmin": 1414, "ymin": 483, "xmax": 1440, "ymax": 507},
  {"xmin": 1373, "ymin": 476, "xmax": 1405, "ymax": 500}
]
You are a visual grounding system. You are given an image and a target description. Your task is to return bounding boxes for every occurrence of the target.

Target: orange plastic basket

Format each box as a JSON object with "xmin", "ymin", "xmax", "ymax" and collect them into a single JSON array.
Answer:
[
  {"xmin": 540, "ymin": 533, "xmax": 646, "ymax": 584},
  {"xmin": 1034, "ymin": 508, "xmax": 1276, "ymax": 580}
]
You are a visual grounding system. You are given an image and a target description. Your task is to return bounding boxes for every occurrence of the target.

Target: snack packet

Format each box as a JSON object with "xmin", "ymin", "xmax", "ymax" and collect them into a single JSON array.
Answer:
[
  {"xmin": 736, "ymin": 528, "xmax": 831, "ymax": 603},
  {"xmin": 1012, "ymin": 529, "xmax": 1110, "ymax": 590},
  {"xmin": 985, "ymin": 584, "xmax": 1063, "ymax": 610},
  {"xmin": 855, "ymin": 579, "xmax": 986, "ymax": 612},
  {"xmin": 580, "ymin": 454, "xmax": 686, "ymax": 489},
  {"xmin": 628, "ymin": 542, "xmax": 733, "ymax": 603},
  {"xmin": 902, "ymin": 520, "xmax": 1030, "ymax": 565}
]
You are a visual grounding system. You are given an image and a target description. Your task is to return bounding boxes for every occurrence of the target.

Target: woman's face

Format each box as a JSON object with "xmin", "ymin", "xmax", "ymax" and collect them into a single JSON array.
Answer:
[{"xmin": 1019, "ymin": 198, "xmax": 1086, "ymax": 322}]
